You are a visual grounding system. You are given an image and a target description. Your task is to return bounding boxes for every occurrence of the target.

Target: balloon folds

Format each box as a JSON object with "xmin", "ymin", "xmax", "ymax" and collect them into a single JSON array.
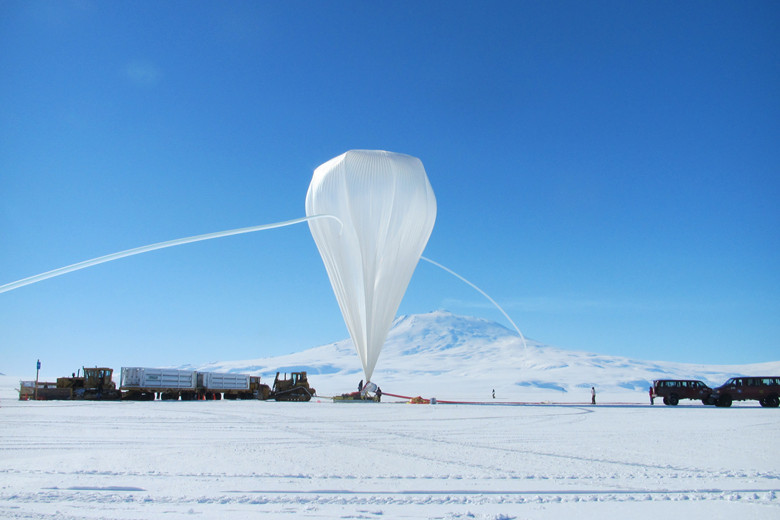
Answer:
[{"xmin": 306, "ymin": 150, "xmax": 437, "ymax": 381}]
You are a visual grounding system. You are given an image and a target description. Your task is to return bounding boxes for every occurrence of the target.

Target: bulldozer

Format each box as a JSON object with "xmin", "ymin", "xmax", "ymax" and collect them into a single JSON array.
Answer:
[
  {"xmin": 37, "ymin": 367, "xmax": 122, "ymax": 400},
  {"xmin": 271, "ymin": 371, "xmax": 315, "ymax": 401}
]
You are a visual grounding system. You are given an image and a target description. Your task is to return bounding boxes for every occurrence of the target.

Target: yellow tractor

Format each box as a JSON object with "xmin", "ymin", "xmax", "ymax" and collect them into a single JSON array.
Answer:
[
  {"xmin": 271, "ymin": 372, "xmax": 316, "ymax": 401},
  {"xmin": 49, "ymin": 367, "xmax": 122, "ymax": 400}
]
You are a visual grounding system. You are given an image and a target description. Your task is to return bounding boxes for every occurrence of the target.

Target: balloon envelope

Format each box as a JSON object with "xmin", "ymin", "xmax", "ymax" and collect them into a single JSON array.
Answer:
[{"xmin": 306, "ymin": 150, "xmax": 437, "ymax": 381}]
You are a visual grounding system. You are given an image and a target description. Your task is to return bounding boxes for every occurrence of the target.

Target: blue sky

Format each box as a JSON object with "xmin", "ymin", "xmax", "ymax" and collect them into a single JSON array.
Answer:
[{"xmin": 1, "ymin": 1, "xmax": 778, "ymax": 379}]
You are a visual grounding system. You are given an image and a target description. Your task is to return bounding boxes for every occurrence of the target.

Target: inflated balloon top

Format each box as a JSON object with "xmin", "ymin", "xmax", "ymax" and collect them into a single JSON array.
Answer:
[{"xmin": 305, "ymin": 150, "xmax": 437, "ymax": 381}]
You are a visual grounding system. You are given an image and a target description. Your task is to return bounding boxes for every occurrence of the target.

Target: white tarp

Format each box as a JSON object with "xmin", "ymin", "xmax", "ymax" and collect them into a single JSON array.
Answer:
[{"xmin": 305, "ymin": 150, "xmax": 437, "ymax": 381}]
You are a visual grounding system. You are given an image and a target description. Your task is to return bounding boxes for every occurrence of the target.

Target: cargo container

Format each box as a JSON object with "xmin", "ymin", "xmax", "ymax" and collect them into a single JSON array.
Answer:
[
  {"xmin": 199, "ymin": 372, "xmax": 249, "ymax": 391},
  {"xmin": 199, "ymin": 372, "xmax": 247, "ymax": 400},
  {"xmin": 120, "ymin": 367, "xmax": 271, "ymax": 401},
  {"xmin": 120, "ymin": 367, "xmax": 197, "ymax": 401},
  {"xmin": 201, "ymin": 373, "xmax": 272, "ymax": 400}
]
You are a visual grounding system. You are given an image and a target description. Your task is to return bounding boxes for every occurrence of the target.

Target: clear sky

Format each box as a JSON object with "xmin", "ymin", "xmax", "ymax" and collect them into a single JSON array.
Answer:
[{"xmin": 1, "ymin": 1, "xmax": 778, "ymax": 379}]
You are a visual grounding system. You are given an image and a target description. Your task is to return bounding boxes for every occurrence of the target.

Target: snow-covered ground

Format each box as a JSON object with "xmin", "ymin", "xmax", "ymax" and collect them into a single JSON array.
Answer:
[
  {"xmin": 1, "ymin": 386, "xmax": 778, "ymax": 519},
  {"xmin": 3, "ymin": 311, "xmax": 779, "ymax": 519}
]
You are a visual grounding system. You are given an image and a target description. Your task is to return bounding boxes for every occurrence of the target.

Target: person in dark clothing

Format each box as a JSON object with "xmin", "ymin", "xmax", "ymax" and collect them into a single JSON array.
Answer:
[
  {"xmin": 591, "ymin": 387, "xmax": 596, "ymax": 405},
  {"xmin": 492, "ymin": 389, "xmax": 495, "ymax": 399},
  {"xmin": 649, "ymin": 386, "xmax": 654, "ymax": 405},
  {"xmin": 358, "ymin": 380, "xmax": 363, "ymax": 392}
]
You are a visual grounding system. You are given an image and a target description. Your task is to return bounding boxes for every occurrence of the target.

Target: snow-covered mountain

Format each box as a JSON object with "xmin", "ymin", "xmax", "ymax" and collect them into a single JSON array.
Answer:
[{"xmin": 179, "ymin": 310, "xmax": 780, "ymax": 402}]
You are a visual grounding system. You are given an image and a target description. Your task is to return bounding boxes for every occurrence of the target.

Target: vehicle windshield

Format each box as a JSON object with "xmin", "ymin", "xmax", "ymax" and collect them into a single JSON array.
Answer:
[{"xmin": 725, "ymin": 378, "xmax": 737, "ymax": 385}]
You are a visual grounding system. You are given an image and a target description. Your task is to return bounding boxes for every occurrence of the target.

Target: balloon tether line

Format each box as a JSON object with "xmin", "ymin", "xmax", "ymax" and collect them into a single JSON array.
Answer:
[
  {"xmin": 420, "ymin": 256, "xmax": 529, "ymax": 368},
  {"xmin": 0, "ymin": 216, "xmax": 528, "ymax": 371},
  {"xmin": 0, "ymin": 215, "xmax": 343, "ymax": 294}
]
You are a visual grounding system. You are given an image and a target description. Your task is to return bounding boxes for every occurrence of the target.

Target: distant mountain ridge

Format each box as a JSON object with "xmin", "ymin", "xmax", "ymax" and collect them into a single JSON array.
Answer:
[{"xmin": 178, "ymin": 311, "xmax": 780, "ymax": 401}]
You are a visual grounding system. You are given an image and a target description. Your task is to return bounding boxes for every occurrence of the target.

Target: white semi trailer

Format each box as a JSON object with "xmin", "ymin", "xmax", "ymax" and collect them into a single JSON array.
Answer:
[
  {"xmin": 202, "ymin": 372, "xmax": 272, "ymax": 400},
  {"xmin": 120, "ymin": 367, "xmax": 198, "ymax": 400},
  {"xmin": 120, "ymin": 367, "xmax": 271, "ymax": 401}
]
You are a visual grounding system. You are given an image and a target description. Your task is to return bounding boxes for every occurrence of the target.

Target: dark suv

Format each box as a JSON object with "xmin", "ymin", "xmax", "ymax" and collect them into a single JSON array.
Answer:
[
  {"xmin": 652, "ymin": 380, "xmax": 713, "ymax": 406},
  {"xmin": 711, "ymin": 377, "xmax": 780, "ymax": 408}
]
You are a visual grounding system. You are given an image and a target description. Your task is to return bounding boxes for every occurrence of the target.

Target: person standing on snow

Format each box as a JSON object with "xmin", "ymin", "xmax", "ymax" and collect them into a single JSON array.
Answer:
[
  {"xmin": 492, "ymin": 389, "xmax": 495, "ymax": 399},
  {"xmin": 591, "ymin": 387, "xmax": 596, "ymax": 405},
  {"xmin": 649, "ymin": 386, "xmax": 654, "ymax": 405}
]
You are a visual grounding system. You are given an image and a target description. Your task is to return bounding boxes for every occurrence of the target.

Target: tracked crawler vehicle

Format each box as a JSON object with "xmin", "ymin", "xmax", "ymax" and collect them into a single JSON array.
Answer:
[{"xmin": 271, "ymin": 371, "xmax": 316, "ymax": 401}]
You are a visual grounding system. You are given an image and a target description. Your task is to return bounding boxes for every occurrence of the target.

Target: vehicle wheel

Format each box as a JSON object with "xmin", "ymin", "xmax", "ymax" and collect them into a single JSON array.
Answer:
[
  {"xmin": 765, "ymin": 395, "xmax": 780, "ymax": 408},
  {"xmin": 663, "ymin": 397, "xmax": 669, "ymax": 405},
  {"xmin": 759, "ymin": 399, "xmax": 767, "ymax": 407},
  {"xmin": 668, "ymin": 394, "xmax": 679, "ymax": 406},
  {"xmin": 702, "ymin": 396, "xmax": 715, "ymax": 406},
  {"xmin": 717, "ymin": 395, "xmax": 732, "ymax": 407}
]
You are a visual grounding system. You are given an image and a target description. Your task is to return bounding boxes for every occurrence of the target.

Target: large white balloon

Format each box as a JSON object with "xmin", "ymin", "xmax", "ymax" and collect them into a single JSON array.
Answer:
[{"xmin": 306, "ymin": 150, "xmax": 437, "ymax": 381}]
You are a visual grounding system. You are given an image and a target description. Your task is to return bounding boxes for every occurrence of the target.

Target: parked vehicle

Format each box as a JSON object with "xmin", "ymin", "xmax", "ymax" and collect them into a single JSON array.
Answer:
[
  {"xmin": 120, "ymin": 367, "xmax": 197, "ymax": 401},
  {"xmin": 711, "ymin": 377, "xmax": 780, "ymax": 408},
  {"xmin": 271, "ymin": 371, "xmax": 316, "ymax": 401},
  {"xmin": 207, "ymin": 373, "xmax": 272, "ymax": 401},
  {"xmin": 652, "ymin": 379, "xmax": 714, "ymax": 406},
  {"xmin": 18, "ymin": 368, "xmax": 120, "ymax": 401},
  {"xmin": 120, "ymin": 367, "xmax": 274, "ymax": 401},
  {"xmin": 20, "ymin": 366, "xmax": 285, "ymax": 402}
]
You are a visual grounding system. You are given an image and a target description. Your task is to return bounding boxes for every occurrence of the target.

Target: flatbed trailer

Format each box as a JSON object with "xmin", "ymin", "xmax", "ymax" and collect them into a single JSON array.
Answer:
[{"xmin": 18, "ymin": 381, "xmax": 70, "ymax": 400}]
